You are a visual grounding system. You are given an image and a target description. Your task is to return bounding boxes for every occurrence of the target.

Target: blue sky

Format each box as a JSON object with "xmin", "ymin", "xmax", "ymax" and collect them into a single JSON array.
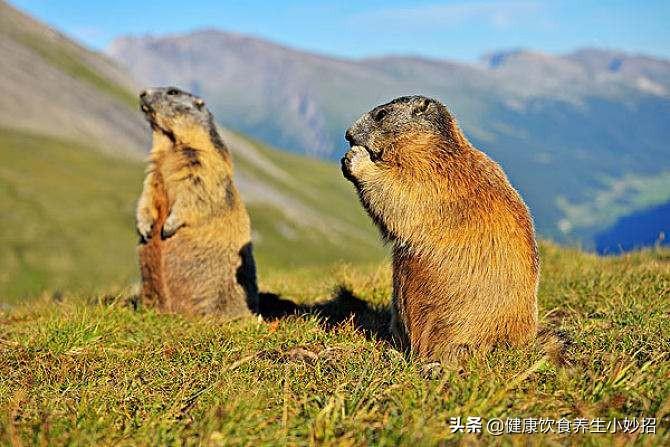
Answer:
[{"xmin": 9, "ymin": 0, "xmax": 670, "ymax": 61}]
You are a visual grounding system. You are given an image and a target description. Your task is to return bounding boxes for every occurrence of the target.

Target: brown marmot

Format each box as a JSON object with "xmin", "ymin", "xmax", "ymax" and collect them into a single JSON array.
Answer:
[
  {"xmin": 136, "ymin": 86, "xmax": 258, "ymax": 316},
  {"xmin": 341, "ymin": 96, "xmax": 539, "ymax": 362}
]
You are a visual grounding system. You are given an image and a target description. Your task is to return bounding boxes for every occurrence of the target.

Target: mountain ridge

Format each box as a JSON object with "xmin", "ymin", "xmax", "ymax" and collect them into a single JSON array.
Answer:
[{"xmin": 107, "ymin": 28, "xmax": 670, "ymax": 158}]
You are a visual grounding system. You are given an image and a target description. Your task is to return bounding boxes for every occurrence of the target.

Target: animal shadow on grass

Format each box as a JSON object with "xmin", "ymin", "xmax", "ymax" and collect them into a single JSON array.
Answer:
[
  {"xmin": 257, "ymin": 286, "xmax": 396, "ymax": 347},
  {"xmin": 257, "ymin": 289, "xmax": 570, "ymax": 376}
]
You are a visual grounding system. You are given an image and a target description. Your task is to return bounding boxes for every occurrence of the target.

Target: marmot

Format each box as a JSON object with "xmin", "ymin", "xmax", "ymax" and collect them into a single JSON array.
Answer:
[
  {"xmin": 136, "ymin": 86, "xmax": 258, "ymax": 316},
  {"xmin": 341, "ymin": 96, "xmax": 539, "ymax": 362}
]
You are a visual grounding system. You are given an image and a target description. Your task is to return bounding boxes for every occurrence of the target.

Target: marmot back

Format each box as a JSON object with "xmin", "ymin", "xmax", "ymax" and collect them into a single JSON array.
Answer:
[
  {"xmin": 342, "ymin": 96, "xmax": 539, "ymax": 362},
  {"xmin": 136, "ymin": 87, "xmax": 258, "ymax": 316}
]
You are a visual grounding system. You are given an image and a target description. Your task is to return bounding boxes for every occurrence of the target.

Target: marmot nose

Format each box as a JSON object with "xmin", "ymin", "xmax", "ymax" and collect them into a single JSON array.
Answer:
[
  {"xmin": 139, "ymin": 90, "xmax": 147, "ymax": 98},
  {"xmin": 345, "ymin": 128, "xmax": 355, "ymax": 145}
]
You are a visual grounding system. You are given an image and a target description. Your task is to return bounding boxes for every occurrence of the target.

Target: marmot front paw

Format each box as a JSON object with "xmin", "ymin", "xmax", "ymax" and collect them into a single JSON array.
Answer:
[
  {"xmin": 136, "ymin": 214, "xmax": 154, "ymax": 243},
  {"xmin": 341, "ymin": 145, "xmax": 372, "ymax": 181},
  {"xmin": 161, "ymin": 211, "xmax": 184, "ymax": 239}
]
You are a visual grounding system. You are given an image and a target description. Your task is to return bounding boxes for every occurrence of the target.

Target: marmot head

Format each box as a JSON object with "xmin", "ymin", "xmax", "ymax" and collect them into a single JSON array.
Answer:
[
  {"xmin": 344, "ymin": 96, "xmax": 467, "ymax": 167},
  {"xmin": 140, "ymin": 87, "xmax": 211, "ymax": 138}
]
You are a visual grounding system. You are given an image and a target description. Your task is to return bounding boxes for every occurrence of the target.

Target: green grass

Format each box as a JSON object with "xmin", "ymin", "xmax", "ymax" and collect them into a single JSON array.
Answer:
[
  {"xmin": 0, "ymin": 243, "xmax": 668, "ymax": 445},
  {"xmin": 0, "ymin": 128, "xmax": 384, "ymax": 303},
  {"xmin": 0, "ymin": 128, "xmax": 144, "ymax": 302}
]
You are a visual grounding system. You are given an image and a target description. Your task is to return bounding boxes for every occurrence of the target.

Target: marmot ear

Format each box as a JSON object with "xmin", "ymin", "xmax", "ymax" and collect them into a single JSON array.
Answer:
[
  {"xmin": 194, "ymin": 98, "xmax": 205, "ymax": 109},
  {"xmin": 412, "ymin": 98, "xmax": 431, "ymax": 116}
]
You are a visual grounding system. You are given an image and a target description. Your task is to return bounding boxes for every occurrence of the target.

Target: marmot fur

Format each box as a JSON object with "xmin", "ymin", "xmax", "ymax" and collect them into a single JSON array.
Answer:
[
  {"xmin": 342, "ymin": 96, "xmax": 539, "ymax": 362},
  {"xmin": 136, "ymin": 86, "xmax": 258, "ymax": 316}
]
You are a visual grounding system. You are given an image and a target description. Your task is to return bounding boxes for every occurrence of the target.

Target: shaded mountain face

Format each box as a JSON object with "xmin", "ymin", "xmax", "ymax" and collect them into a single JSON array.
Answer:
[{"xmin": 109, "ymin": 31, "xmax": 670, "ymax": 246}]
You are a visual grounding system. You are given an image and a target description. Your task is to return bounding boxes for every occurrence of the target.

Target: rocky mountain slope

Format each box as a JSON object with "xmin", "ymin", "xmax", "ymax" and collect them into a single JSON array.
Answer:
[
  {"xmin": 109, "ymin": 31, "xmax": 670, "ymax": 246},
  {"xmin": 0, "ymin": 0, "xmax": 146, "ymax": 156}
]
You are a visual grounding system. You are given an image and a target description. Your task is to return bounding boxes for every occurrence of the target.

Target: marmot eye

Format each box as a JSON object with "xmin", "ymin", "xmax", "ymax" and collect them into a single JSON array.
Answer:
[
  {"xmin": 373, "ymin": 109, "xmax": 387, "ymax": 121},
  {"xmin": 167, "ymin": 88, "xmax": 180, "ymax": 96}
]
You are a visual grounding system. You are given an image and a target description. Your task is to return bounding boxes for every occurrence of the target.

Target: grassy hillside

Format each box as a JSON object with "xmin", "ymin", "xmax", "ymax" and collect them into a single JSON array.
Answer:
[
  {"xmin": 0, "ymin": 128, "xmax": 143, "ymax": 302},
  {"xmin": 0, "ymin": 244, "xmax": 668, "ymax": 445},
  {"xmin": 228, "ymin": 131, "xmax": 385, "ymax": 269},
  {"xmin": 0, "ymin": 127, "xmax": 384, "ymax": 303}
]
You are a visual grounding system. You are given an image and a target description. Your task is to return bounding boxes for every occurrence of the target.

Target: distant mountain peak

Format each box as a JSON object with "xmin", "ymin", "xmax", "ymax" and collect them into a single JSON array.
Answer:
[{"xmin": 482, "ymin": 48, "xmax": 534, "ymax": 68}]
